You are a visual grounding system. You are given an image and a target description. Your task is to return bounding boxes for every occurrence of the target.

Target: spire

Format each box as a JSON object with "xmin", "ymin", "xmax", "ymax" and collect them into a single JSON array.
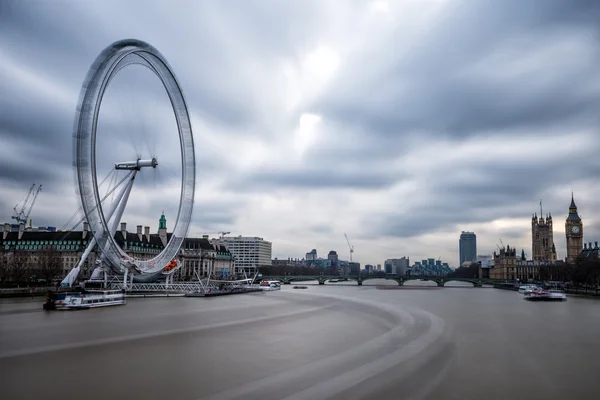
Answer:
[
  {"xmin": 159, "ymin": 212, "xmax": 167, "ymax": 230},
  {"xmin": 569, "ymin": 193, "xmax": 577, "ymax": 211}
]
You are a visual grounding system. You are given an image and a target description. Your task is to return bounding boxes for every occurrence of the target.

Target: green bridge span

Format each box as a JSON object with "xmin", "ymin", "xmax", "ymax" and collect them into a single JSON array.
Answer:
[{"xmin": 260, "ymin": 275, "xmax": 500, "ymax": 288}]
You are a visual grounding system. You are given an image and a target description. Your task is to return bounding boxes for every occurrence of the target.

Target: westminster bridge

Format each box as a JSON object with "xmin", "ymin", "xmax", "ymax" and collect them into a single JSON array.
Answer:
[{"xmin": 259, "ymin": 275, "xmax": 501, "ymax": 288}]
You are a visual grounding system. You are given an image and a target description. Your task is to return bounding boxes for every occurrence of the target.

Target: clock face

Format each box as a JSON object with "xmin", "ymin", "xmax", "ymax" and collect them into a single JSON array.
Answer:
[{"xmin": 572, "ymin": 226, "xmax": 580, "ymax": 234}]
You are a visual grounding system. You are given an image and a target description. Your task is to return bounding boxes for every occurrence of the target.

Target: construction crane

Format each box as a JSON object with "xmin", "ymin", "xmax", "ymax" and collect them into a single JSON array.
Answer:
[
  {"xmin": 12, "ymin": 183, "xmax": 42, "ymax": 225},
  {"xmin": 25, "ymin": 185, "xmax": 42, "ymax": 226},
  {"xmin": 197, "ymin": 231, "xmax": 230, "ymax": 239},
  {"xmin": 344, "ymin": 233, "xmax": 354, "ymax": 263}
]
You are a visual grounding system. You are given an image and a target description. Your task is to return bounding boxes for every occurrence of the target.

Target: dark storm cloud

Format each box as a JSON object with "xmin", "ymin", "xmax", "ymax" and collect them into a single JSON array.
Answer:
[{"xmin": 0, "ymin": 158, "xmax": 55, "ymax": 185}]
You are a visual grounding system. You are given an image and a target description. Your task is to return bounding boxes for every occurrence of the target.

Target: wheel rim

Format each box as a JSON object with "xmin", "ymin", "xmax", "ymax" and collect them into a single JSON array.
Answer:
[{"xmin": 74, "ymin": 39, "xmax": 195, "ymax": 275}]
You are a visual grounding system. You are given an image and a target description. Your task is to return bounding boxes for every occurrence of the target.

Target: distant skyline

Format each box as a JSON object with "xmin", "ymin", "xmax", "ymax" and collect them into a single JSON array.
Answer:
[{"xmin": 1, "ymin": 0, "xmax": 599, "ymax": 267}]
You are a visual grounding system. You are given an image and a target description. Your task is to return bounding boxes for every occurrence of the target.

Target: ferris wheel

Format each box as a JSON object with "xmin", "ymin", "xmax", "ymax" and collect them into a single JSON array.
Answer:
[{"xmin": 63, "ymin": 39, "xmax": 195, "ymax": 285}]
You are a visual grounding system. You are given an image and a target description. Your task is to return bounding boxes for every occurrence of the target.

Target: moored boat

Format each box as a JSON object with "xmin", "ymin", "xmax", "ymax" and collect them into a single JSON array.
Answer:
[
  {"xmin": 518, "ymin": 285, "xmax": 539, "ymax": 294},
  {"xmin": 258, "ymin": 280, "xmax": 281, "ymax": 291},
  {"xmin": 43, "ymin": 290, "xmax": 126, "ymax": 310}
]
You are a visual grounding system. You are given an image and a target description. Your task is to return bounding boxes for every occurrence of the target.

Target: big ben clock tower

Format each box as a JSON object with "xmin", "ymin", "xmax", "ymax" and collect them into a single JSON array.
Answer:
[{"xmin": 565, "ymin": 193, "xmax": 583, "ymax": 264}]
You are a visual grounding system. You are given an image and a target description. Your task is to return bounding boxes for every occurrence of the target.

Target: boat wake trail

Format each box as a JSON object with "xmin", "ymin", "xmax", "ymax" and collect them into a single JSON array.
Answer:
[
  {"xmin": 0, "ymin": 304, "xmax": 335, "ymax": 360},
  {"xmin": 200, "ymin": 291, "xmax": 455, "ymax": 400}
]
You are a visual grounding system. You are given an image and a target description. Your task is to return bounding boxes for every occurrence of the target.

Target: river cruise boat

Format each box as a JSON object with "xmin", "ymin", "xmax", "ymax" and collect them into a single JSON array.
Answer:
[
  {"xmin": 524, "ymin": 288, "xmax": 567, "ymax": 302},
  {"xmin": 43, "ymin": 290, "xmax": 126, "ymax": 310},
  {"xmin": 518, "ymin": 285, "xmax": 540, "ymax": 294},
  {"xmin": 258, "ymin": 280, "xmax": 281, "ymax": 291}
]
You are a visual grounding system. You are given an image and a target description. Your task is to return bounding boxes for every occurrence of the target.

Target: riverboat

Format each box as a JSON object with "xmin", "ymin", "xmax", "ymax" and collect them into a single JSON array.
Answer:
[
  {"xmin": 258, "ymin": 280, "xmax": 281, "ymax": 291},
  {"xmin": 43, "ymin": 290, "xmax": 126, "ymax": 310},
  {"xmin": 518, "ymin": 285, "xmax": 539, "ymax": 294},
  {"xmin": 524, "ymin": 288, "xmax": 567, "ymax": 302}
]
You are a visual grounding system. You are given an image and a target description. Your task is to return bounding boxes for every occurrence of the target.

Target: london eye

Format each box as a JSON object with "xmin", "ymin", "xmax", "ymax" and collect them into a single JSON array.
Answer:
[{"xmin": 62, "ymin": 39, "xmax": 195, "ymax": 286}]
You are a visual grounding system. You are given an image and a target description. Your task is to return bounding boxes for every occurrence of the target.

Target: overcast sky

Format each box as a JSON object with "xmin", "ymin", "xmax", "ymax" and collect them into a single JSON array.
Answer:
[{"xmin": 1, "ymin": 0, "xmax": 599, "ymax": 267}]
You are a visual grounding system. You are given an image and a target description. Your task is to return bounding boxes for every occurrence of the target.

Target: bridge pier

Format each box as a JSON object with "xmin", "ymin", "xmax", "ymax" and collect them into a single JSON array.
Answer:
[{"xmin": 357, "ymin": 280, "xmax": 362, "ymax": 286}]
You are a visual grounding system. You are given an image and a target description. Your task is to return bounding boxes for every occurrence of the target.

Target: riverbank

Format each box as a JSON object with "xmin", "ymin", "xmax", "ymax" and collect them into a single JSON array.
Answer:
[
  {"xmin": 493, "ymin": 284, "xmax": 600, "ymax": 298},
  {"xmin": 0, "ymin": 287, "xmax": 79, "ymax": 298}
]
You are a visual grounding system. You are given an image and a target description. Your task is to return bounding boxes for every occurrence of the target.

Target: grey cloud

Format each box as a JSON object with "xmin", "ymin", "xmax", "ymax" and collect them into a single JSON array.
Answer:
[
  {"xmin": 192, "ymin": 212, "xmax": 236, "ymax": 230},
  {"xmin": 191, "ymin": 200, "xmax": 240, "ymax": 231},
  {"xmin": 307, "ymin": 224, "xmax": 333, "ymax": 235},
  {"xmin": 365, "ymin": 150, "xmax": 600, "ymax": 240},
  {"xmin": 313, "ymin": 0, "xmax": 600, "ymax": 139},
  {"xmin": 1, "ymin": 0, "xmax": 599, "ymax": 263},
  {"xmin": 0, "ymin": 152, "xmax": 57, "ymax": 185},
  {"xmin": 231, "ymin": 165, "xmax": 402, "ymax": 191}
]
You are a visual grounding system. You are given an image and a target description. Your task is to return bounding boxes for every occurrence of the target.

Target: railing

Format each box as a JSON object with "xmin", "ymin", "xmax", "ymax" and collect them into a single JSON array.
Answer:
[
  {"xmin": 564, "ymin": 287, "xmax": 600, "ymax": 296},
  {"xmin": 108, "ymin": 282, "xmax": 207, "ymax": 292}
]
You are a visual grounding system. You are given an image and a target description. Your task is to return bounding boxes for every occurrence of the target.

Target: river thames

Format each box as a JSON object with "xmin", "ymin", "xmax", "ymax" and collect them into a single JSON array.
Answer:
[{"xmin": 1, "ymin": 281, "xmax": 599, "ymax": 399}]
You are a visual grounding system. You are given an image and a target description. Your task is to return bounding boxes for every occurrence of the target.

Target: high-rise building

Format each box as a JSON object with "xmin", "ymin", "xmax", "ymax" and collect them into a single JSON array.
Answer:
[
  {"xmin": 215, "ymin": 236, "xmax": 272, "ymax": 274},
  {"xmin": 459, "ymin": 231, "xmax": 477, "ymax": 266},
  {"xmin": 565, "ymin": 194, "xmax": 583, "ymax": 264},
  {"xmin": 531, "ymin": 203, "xmax": 557, "ymax": 262},
  {"xmin": 384, "ymin": 257, "xmax": 409, "ymax": 275},
  {"xmin": 327, "ymin": 250, "xmax": 339, "ymax": 270},
  {"xmin": 305, "ymin": 249, "xmax": 317, "ymax": 261}
]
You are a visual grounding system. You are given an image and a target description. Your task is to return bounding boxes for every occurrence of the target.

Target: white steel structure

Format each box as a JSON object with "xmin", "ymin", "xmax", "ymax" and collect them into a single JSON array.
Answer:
[
  {"xmin": 62, "ymin": 39, "xmax": 195, "ymax": 287},
  {"xmin": 214, "ymin": 236, "xmax": 272, "ymax": 274}
]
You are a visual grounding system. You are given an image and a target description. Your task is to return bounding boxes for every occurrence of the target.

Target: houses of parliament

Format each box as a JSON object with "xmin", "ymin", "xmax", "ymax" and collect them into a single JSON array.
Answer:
[
  {"xmin": 490, "ymin": 194, "xmax": 595, "ymax": 281},
  {"xmin": 531, "ymin": 194, "xmax": 584, "ymax": 265}
]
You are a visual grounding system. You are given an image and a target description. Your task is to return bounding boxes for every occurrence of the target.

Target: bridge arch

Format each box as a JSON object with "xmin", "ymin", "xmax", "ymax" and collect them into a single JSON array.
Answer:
[
  {"xmin": 402, "ymin": 277, "xmax": 443, "ymax": 287},
  {"xmin": 443, "ymin": 279, "xmax": 478, "ymax": 287},
  {"xmin": 360, "ymin": 277, "xmax": 402, "ymax": 286}
]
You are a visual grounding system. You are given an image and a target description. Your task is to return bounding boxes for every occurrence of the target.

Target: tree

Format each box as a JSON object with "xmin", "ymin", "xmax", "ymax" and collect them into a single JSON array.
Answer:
[
  {"xmin": 0, "ymin": 252, "xmax": 8, "ymax": 284},
  {"xmin": 7, "ymin": 251, "xmax": 32, "ymax": 285},
  {"xmin": 573, "ymin": 254, "xmax": 600, "ymax": 287},
  {"xmin": 448, "ymin": 262, "xmax": 480, "ymax": 279},
  {"xmin": 38, "ymin": 247, "xmax": 63, "ymax": 284}
]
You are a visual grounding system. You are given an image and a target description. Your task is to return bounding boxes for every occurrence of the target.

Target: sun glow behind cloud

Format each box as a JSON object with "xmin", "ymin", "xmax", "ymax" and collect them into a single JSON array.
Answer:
[{"xmin": 294, "ymin": 113, "xmax": 322, "ymax": 155}]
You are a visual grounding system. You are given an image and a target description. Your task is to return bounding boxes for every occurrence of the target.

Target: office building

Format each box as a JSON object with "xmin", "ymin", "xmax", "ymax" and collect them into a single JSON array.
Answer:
[
  {"xmin": 215, "ymin": 235, "xmax": 272, "ymax": 274},
  {"xmin": 459, "ymin": 231, "xmax": 477, "ymax": 266},
  {"xmin": 384, "ymin": 257, "xmax": 409, "ymax": 275}
]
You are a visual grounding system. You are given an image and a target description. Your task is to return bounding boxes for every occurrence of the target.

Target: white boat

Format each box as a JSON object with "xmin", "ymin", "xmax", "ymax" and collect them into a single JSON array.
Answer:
[
  {"xmin": 44, "ymin": 290, "xmax": 126, "ymax": 310},
  {"xmin": 518, "ymin": 285, "xmax": 539, "ymax": 294},
  {"xmin": 524, "ymin": 288, "xmax": 567, "ymax": 302},
  {"xmin": 547, "ymin": 290, "xmax": 567, "ymax": 301},
  {"xmin": 258, "ymin": 280, "xmax": 281, "ymax": 291}
]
